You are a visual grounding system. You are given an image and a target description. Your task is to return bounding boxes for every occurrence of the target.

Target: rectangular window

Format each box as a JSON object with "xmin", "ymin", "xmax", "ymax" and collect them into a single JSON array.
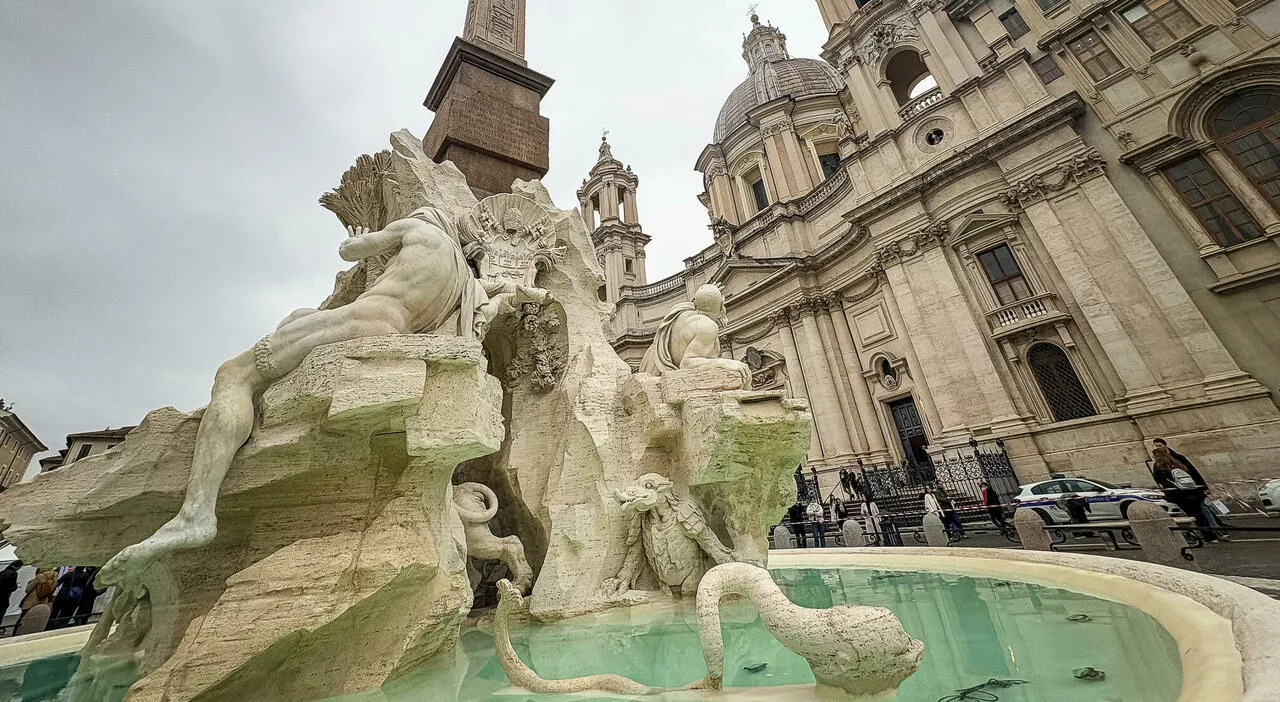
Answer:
[
  {"xmin": 1000, "ymin": 9, "xmax": 1030, "ymax": 39},
  {"xmin": 1034, "ymin": 0, "xmax": 1062, "ymax": 10},
  {"xmin": 750, "ymin": 177, "xmax": 769, "ymax": 212},
  {"xmin": 74, "ymin": 443, "xmax": 93, "ymax": 461},
  {"xmin": 977, "ymin": 244, "xmax": 1033, "ymax": 306},
  {"xmin": 624, "ymin": 258, "xmax": 634, "ymax": 274},
  {"xmin": 1032, "ymin": 55, "xmax": 1064, "ymax": 84},
  {"xmin": 1122, "ymin": 0, "xmax": 1198, "ymax": 51},
  {"xmin": 1068, "ymin": 31, "xmax": 1124, "ymax": 81},
  {"xmin": 1163, "ymin": 155, "xmax": 1265, "ymax": 247},
  {"xmin": 818, "ymin": 152, "xmax": 841, "ymax": 180}
]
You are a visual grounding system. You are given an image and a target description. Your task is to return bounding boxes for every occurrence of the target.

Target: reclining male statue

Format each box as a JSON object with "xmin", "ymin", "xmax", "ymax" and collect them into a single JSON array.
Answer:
[
  {"xmin": 638, "ymin": 283, "xmax": 750, "ymax": 387},
  {"xmin": 99, "ymin": 206, "xmax": 545, "ymax": 590}
]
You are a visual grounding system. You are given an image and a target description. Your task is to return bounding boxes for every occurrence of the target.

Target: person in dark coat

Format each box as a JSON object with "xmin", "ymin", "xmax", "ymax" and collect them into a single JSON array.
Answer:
[
  {"xmin": 787, "ymin": 502, "xmax": 808, "ymax": 548},
  {"xmin": 979, "ymin": 481, "xmax": 1007, "ymax": 529},
  {"xmin": 1152, "ymin": 445, "xmax": 1223, "ymax": 541},
  {"xmin": 48, "ymin": 567, "xmax": 91, "ymax": 630},
  {"xmin": 0, "ymin": 562, "xmax": 21, "ymax": 616},
  {"xmin": 71, "ymin": 568, "xmax": 104, "ymax": 626}
]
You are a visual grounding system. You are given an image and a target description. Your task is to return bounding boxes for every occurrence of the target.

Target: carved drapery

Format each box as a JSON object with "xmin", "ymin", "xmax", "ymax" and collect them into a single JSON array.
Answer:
[{"xmin": 856, "ymin": 16, "xmax": 921, "ymax": 66}]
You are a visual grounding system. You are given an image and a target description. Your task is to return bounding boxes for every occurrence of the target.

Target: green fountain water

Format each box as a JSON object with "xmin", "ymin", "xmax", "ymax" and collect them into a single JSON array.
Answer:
[{"xmin": 0, "ymin": 569, "xmax": 1182, "ymax": 702}]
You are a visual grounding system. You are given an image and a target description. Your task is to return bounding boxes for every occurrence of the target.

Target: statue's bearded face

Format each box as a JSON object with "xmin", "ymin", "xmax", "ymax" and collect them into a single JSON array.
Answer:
[{"xmin": 614, "ymin": 473, "xmax": 673, "ymax": 513}]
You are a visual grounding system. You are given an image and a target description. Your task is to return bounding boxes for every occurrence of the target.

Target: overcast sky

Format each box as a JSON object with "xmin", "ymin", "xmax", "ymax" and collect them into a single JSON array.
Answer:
[{"xmin": 0, "ymin": 0, "xmax": 829, "ymax": 474}]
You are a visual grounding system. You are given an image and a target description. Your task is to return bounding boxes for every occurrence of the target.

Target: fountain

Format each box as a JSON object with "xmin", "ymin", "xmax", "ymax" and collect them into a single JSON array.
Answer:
[{"xmin": 0, "ymin": 131, "xmax": 1277, "ymax": 702}]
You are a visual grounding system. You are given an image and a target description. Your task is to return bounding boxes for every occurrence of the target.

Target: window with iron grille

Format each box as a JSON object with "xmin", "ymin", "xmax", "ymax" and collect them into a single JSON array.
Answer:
[
  {"xmin": 1027, "ymin": 344, "xmax": 1097, "ymax": 422},
  {"xmin": 1000, "ymin": 9, "xmax": 1030, "ymax": 39},
  {"xmin": 1210, "ymin": 90, "xmax": 1280, "ymax": 215},
  {"xmin": 1068, "ymin": 32, "xmax": 1124, "ymax": 81},
  {"xmin": 1122, "ymin": 0, "xmax": 1198, "ymax": 51},
  {"xmin": 1163, "ymin": 155, "xmax": 1264, "ymax": 247},
  {"xmin": 1032, "ymin": 55, "xmax": 1064, "ymax": 84},
  {"xmin": 977, "ymin": 244, "xmax": 1033, "ymax": 306}
]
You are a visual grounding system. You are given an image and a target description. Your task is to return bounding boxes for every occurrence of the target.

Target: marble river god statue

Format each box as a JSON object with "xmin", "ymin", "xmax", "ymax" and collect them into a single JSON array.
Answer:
[
  {"xmin": 97, "ymin": 207, "xmax": 526, "ymax": 593},
  {"xmin": 639, "ymin": 283, "xmax": 751, "ymax": 388}
]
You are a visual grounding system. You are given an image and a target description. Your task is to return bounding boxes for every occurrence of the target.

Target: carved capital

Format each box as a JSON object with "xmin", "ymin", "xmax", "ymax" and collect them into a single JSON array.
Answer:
[
  {"xmin": 999, "ymin": 149, "xmax": 1106, "ymax": 212},
  {"xmin": 761, "ymin": 118, "xmax": 794, "ymax": 137}
]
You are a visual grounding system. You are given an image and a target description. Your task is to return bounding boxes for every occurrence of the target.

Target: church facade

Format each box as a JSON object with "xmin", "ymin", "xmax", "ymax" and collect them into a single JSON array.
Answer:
[{"xmin": 580, "ymin": 0, "xmax": 1280, "ymax": 493}]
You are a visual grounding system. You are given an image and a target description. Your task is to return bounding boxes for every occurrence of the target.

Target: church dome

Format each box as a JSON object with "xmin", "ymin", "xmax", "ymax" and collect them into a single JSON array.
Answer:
[{"xmin": 714, "ymin": 58, "xmax": 845, "ymax": 142}]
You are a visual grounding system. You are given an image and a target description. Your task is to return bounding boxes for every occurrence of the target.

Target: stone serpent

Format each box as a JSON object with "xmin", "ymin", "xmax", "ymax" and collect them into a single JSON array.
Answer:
[
  {"xmin": 693, "ymin": 562, "xmax": 924, "ymax": 696},
  {"xmin": 493, "ymin": 578, "xmax": 652, "ymax": 695}
]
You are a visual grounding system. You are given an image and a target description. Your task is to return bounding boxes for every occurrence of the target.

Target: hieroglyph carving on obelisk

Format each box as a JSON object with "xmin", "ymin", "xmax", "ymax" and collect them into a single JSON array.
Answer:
[{"xmin": 464, "ymin": 0, "xmax": 526, "ymax": 61}]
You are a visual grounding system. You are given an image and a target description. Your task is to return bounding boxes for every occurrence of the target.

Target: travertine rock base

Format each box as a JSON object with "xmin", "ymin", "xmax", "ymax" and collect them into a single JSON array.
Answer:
[{"xmin": 0, "ymin": 336, "xmax": 502, "ymax": 702}]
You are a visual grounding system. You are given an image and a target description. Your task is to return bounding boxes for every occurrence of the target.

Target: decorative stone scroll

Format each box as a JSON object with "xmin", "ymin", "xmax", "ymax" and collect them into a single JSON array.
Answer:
[{"xmin": 999, "ymin": 149, "xmax": 1107, "ymax": 211}]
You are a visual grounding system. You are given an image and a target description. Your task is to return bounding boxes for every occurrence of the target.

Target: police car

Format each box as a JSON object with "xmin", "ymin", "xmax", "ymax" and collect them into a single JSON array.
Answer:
[
  {"xmin": 1261, "ymin": 479, "xmax": 1280, "ymax": 516},
  {"xmin": 1013, "ymin": 477, "xmax": 1179, "ymax": 524}
]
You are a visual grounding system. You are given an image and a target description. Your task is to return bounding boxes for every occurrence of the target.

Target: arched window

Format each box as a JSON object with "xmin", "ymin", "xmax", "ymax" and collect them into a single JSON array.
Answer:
[
  {"xmin": 1027, "ymin": 343, "xmax": 1097, "ymax": 422},
  {"xmin": 885, "ymin": 50, "xmax": 935, "ymax": 106},
  {"xmin": 1210, "ymin": 90, "xmax": 1280, "ymax": 214}
]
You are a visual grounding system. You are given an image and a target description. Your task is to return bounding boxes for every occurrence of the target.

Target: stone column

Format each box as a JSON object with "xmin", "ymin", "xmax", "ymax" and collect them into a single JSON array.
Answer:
[
  {"xmin": 883, "ymin": 265, "xmax": 964, "ymax": 438},
  {"xmin": 601, "ymin": 182, "xmax": 619, "ymax": 221},
  {"xmin": 919, "ymin": 245, "xmax": 1024, "ymax": 430},
  {"xmin": 814, "ymin": 299, "xmax": 869, "ymax": 454},
  {"xmin": 761, "ymin": 134, "xmax": 795, "ymax": 200},
  {"xmin": 623, "ymin": 188, "xmax": 639, "ymax": 225},
  {"xmin": 777, "ymin": 314, "xmax": 823, "ymax": 458},
  {"xmin": 830, "ymin": 300, "xmax": 892, "ymax": 459},
  {"xmin": 1080, "ymin": 175, "xmax": 1246, "ymax": 383},
  {"xmin": 581, "ymin": 198, "xmax": 596, "ymax": 230},
  {"xmin": 1013, "ymin": 509, "xmax": 1052, "ymax": 551},
  {"xmin": 795, "ymin": 304, "xmax": 855, "ymax": 457},
  {"xmin": 1019, "ymin": 198, "xmax": 1166, "ymax": 401},
  {"xmin": 1204, "ymin": 147, "xmax": 1280, "ymax": 233}
]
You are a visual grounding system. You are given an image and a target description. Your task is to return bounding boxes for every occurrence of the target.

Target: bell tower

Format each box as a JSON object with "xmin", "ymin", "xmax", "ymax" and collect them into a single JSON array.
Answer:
[{"xmin": 578, "ymin": 134, "xmax": 650, "ymax": 305}]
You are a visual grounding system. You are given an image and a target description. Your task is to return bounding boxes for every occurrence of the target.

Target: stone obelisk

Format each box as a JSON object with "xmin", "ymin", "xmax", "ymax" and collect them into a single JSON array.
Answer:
[{"xmin": 423, "ymin": 0, "xmax": 554, "ymax": 198}]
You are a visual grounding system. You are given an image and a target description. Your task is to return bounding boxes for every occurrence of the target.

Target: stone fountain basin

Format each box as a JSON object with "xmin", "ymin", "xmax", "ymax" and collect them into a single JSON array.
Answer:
[
  {"xmin": 2, "ymin": 547, "xmax": 1275, "ymax": 701},
  {"xmin": 771, "ymin": 548, "xmax": 1280, "ymax": 702}
]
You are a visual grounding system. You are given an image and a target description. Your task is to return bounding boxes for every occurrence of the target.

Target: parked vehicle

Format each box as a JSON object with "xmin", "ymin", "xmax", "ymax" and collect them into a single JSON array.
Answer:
[
  {"xmin": 1260, "ymin": 479, "xmax": 1280, "ymax": 516},
  {"xmin": 1013, "ymin": 477, "xmax": 1180, "ymax": 524}
]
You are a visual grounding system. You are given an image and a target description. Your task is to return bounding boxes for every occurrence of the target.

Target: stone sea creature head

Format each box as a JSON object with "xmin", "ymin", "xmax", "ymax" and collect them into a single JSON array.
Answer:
[
  {"xmin": 693, "ymin": 283, "xmax": 728, "ymax": 323},
  {"xmin": 614, "ymin": 473, "xmax": 674, "ymax": 513}
]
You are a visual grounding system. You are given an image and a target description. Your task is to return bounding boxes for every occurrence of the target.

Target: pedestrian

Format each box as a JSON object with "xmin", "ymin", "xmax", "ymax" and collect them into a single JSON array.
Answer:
[
  {"xmin": 71, "ymin": 568, "xmax": 105, "ymax": 627},
  {"xmin": 980, "ymin": 481, "xmax": 1007, "ymax": 529},
  {"xmin": 787, "ymin": 501, "xmax": 808, "ymax": 548},
  {"xmin": 806, "ymin": 499, "xmax": 827, "ymax": 548},
  {"xmin": 839, "ymin": 468, "xmax": 853, "ymax": 498},
  {"xmin": 935, "ymin": 485, "xmax": 965, "ymax": 540},
  {"xmin": 0, "ymin": 561, "xmax": 21, "ymax": 623},
  {"xmin": 49, "ymin": 567, "xmax": 88, "ymax": 630},
  {"xmin": 863, "ymin": 498, "xmax": 882, "ymax": 544},
  {"xmin": 1153, "ymin": 438, "xmax": 1227, "ymax": 534},
  {"xmin": 1151, "ymin": 445, "xmax": 1223, "ymax": 542},
  {"xmin": 832, "ymin": 497, "xmax": 848, "ymax": 528},
  {"xmin": 1059, "ymin": 492, "xmax": 1094, "ymax": 538},
  {"xmin": 14, "ymin": 568, "xmax": 55, "ymax": 636}
]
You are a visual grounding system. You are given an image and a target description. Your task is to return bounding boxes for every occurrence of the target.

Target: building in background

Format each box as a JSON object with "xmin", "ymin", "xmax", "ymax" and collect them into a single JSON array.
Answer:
[
  {"xmin": 39, "ymin": 426, "xmax": 135, "ymax": 474},
  {"xmin": 0, "ymin": 401, "xmax": 46, "ymax": 489},
  {"xmin": 588, "ymin": 3, "xmax": 1280, "ymax": 498}
]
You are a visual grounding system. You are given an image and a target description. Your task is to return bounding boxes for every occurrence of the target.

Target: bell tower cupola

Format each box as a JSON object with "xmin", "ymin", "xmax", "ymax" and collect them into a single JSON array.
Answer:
[{"xmin": 578, "ymin": 133, "xmax": 650, "ymax": 305}]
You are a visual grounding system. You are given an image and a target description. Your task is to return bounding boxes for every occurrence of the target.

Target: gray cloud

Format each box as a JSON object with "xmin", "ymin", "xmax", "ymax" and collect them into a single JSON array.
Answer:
[{"xmin": 0, "ymin": 0, "xmax": 827, "ymax": 475}]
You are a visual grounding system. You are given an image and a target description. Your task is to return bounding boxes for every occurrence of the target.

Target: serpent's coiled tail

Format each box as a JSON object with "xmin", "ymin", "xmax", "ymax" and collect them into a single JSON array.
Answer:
[{"xmin": 493, "ymin": 579, "xmax": 651, "ymax": 695}]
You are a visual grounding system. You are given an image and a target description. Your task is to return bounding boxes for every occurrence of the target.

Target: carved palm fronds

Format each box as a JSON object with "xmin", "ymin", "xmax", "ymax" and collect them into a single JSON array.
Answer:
[{"xmin": 318, "ymin": 150, "xmax": 393, "ymax": 230}]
